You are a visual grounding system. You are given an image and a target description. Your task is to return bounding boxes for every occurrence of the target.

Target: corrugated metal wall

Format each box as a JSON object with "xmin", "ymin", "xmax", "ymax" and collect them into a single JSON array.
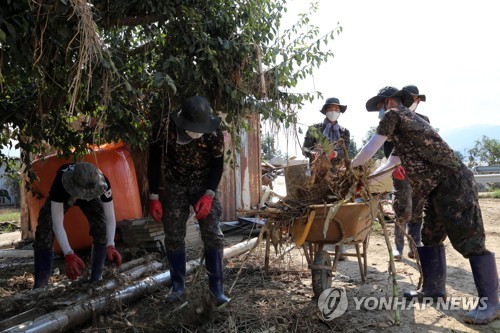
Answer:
[{"xmin": 219, "ymin": 113, "xmax": 261, "ymax": 221}]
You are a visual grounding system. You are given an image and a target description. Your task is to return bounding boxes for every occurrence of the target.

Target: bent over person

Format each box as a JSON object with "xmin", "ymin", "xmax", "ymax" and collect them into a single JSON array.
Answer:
[
  {"xmin": 148, "ymin": 96, "xmax": 229, "ymax": 307},
  {"xmin": 366, "ymin": 85, "xmax": 429, "ymax": 261},
  {"xmin": 33, "ymin": 162, "xmax": 122, "ymax": 288},
  {"xmin": 352, "ymin": 88, "xmax": 499, "ymax": 325}
]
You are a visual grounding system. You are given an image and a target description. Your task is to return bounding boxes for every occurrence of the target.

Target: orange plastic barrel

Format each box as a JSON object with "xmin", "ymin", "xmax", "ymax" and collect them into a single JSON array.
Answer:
[{"xmin": 27, "ymin": 144, "xmax": 143, "ymax": 253}]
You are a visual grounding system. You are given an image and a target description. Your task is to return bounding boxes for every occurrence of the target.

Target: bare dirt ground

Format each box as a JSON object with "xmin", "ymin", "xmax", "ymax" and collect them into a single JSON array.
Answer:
[{"xmin": 0, "ymin": 199, "xmax": 499, "ymax": 332}]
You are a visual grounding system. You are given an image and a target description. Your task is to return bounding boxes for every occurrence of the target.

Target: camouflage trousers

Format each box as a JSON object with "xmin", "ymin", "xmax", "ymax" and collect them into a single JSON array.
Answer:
[
  {"xmin": 34, "ymin": 196, "xmax": 108, "ymax": 250},
  {"xmin": 162, "ymin": 181, "xmax": 224, "ymax": 252},
  {"xmin": 393, "ymin": 177, "xmax": 425, "ymax": 225},
  {"xmin": 416, "ymin": 165, "xmax": 488, "ymax": 257},
  {"xmin": 392, "ymin": 177, "xmax": 425, "ymax": 250}
]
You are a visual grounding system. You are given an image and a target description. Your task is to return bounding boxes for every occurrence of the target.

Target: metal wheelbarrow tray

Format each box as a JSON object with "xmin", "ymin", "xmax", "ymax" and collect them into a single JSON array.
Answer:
[{"xmin": 291, "ymin": 200, "xmax": 379, "ymax": 298}]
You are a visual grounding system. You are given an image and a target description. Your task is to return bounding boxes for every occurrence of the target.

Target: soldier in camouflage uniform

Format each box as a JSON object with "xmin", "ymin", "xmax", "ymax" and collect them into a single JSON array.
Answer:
[
  {"xmin": 367, "ymin": 85, "xmax": 430, "ymax": 260},
  {"xmin": 302, "ymin": 97, "xmax": 350, "ymax": 259},
  {"xmin": 353, "ymin": 88, "xmax": 499, "ymax": 325},
  {"xmin": 33, "ymin": 162, "xmax": 122, "ymax": 288},
  {"xmin": 148, "ymin": 96, "xmax": 229, "ymax": 307}
]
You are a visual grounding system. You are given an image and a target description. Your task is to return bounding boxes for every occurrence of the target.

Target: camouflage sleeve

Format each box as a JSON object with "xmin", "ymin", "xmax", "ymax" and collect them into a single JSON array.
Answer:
[{"xmin": 302, "ymin": 125, "xmax": 320, "ymax": 158}]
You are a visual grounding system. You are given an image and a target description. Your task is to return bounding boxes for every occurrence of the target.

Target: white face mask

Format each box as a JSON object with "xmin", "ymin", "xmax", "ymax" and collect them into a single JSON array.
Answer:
[
  {"xmin": 378, "ymin": 107, "xmax": 386, "ymax": 120},
  {"xmin": 186, "ymin": 130, "xmax": 204, "ymax": 139},
  {"xmin": 409, "ymin": 102, "xmax": 418, "ymax": 112},
  {"xmin": 325, "ymin": 111, "xmax": 340, "ymax": 122}
]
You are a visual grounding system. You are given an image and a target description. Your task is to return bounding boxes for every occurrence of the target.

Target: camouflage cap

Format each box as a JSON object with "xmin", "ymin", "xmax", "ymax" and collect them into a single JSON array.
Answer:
[{"xmin": 61, "ymin": 162, "xmax": 108, "ymax": 200}]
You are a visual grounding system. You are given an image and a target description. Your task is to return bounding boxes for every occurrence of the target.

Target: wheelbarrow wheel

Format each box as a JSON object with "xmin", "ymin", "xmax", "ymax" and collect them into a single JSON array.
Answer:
[{"xmin": 312, "ymin": 250, "xmax": 332, "ymax": 299}]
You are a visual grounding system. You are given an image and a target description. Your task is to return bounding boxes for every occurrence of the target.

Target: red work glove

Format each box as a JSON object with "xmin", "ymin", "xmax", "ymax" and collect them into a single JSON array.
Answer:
[
  {"xmin": 149, "ymin": 196, "xmax": 162, "ymax": 222},
  {"xmin": 65, "ymin": 253, "xmax": 86, "ymax": 280},
  {"xmin": 194, "ymin": 194, "xmax": 214, "ymax": 220},
  {"xmin": 355, "ymin": 180, "xmax": 363, "ymax": 193},
  {"xmin": 106, "ymin": 246, "xmax": 122, "ymax": 267},
  {"xmin": 392, "ymin": 166, "xmax": 406, "ymax": 180},
  {"xmin": 328, "ymin": 151, "xmax": 338, "ymax": 161}
]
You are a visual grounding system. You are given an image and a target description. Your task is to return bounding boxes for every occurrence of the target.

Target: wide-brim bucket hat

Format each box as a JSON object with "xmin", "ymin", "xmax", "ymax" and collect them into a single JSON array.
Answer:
[
  {"xmin": 320, "ymin": 97, "xmax": 347, "ymax": 114},
  {"xmin": 366, "ymin": 86, "xmax": 398, "ymax": 111},
  {"xmin": 61, "ymin": 162, "xmax": 108, "ymax": 200},
  {"xmin": 172, "ymin": 96, "xmax": 221, "ymax": 134},
  {"xmin": 389, "ymin": 89, "xmax": 414, "ymax": 108},
  {"xmin": 402, "ymin": 84, "xmax": 426, "ymax": 102}
]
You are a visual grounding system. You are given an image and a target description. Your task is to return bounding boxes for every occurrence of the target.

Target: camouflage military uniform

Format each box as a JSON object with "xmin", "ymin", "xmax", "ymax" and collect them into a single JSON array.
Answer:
[
  {"xmin": 149, "ymin": 118, "xmax": 225, "ymax": 252},
  {"xmin": 34, "ymin": 163, "xmax": 112, "ymax": 250},
  {"xmin": 303, "ymin": 119, "xmax": 350, "ymax": 162},
  {"xmin": 377, "ymin": 105, "xmax": 488, "ymax": 257},
  {"xmin": 35, "ymin": 197, "xmax": 108, "ymax": 249}
]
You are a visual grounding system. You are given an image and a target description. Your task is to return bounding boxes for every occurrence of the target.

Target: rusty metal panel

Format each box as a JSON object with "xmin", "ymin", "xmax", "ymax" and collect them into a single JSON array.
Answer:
[
  {"xmin": 243, "ymin": 114, "xmax": 262, "ymax": 209},
  {"xmin": 219, "ymin": 132, "xmax": 237, "ymax": 221},
  {"xmin": 235, "ymin": 114, "xmax": 261, "ymax": 212},
  {"xmin": 220, "ymin": 114, "xmax": 261, "ymax": 221}
]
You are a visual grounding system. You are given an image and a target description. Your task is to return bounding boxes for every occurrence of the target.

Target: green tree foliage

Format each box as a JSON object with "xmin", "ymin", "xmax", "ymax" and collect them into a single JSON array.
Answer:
[
  {"xmin": 361, "ymin": 127, "xmax": 384, "ymax": 160},
  {"xmin": 453, "ymin": 150, "xmax": 465, "ymax": 162},
  {"xmin": 261, "ymin": 132, "xmax": 283, "ymax": 162},
  {"xmin": 467, "ymin": 136, "xmax": 500, "ymax": 167},
  {"xmin": 0, "ymin": 0, "xmax": 340, "ymax": 184},
  {"xmin": 348, "ymin": 136, "xmax": 358, "ymax": 159}
]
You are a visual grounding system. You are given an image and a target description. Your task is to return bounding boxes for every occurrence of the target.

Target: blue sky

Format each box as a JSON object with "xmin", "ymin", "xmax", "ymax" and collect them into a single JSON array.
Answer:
[{"xmin": 271, "ymin": 0, "xmax": 500, "ymax": 158}]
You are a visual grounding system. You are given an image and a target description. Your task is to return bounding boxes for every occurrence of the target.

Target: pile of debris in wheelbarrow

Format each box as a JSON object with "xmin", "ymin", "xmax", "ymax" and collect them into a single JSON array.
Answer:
[{"xmin": 240, "ymin": 139, "xmax": 419, "ymax": 325}]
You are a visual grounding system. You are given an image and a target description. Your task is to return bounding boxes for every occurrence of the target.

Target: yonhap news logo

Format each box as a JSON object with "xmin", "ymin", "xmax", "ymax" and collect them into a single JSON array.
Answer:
[
  {"xmin": 317, "ymin": 287, "xmax": 348, "ymax": 320},
  {"xmin": 318, "ymin": 287, "xmax": 488, "ymax": 320}
]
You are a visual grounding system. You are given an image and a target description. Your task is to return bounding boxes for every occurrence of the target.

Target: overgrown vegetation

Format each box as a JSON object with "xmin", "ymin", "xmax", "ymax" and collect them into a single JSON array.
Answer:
[
  {"xmin": 0, "ymin": 207, "xmax": 20, "ymax": 226},
  {"xmin": 467, "ymin": 136, "xmax": 500, "ymax": 167},
  {"xmin": 1, "ymin": 0, "xmax": 341, "ymax": 186}
]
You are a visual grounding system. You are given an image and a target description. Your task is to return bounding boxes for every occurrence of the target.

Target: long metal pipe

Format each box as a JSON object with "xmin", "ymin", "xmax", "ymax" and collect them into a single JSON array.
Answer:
[{"xmin": 2, "ymin": 237, "xmax": 258, "ymax": 333}]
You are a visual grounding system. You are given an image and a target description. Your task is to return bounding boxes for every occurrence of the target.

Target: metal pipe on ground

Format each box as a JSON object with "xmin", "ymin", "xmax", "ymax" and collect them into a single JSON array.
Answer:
[{"xmin": 2, "ymin": 237, "xmax": 259, "ymax": 333}]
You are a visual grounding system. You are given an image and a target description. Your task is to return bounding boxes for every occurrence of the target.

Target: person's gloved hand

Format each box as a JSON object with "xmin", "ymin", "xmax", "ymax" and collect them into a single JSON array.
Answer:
[
  {"xmin": 328, "ymin": 151, "xmax": 338, "ymax": 161},
  {"xmin": 149, "ymin": 194, "xmax": 162, "ymax": 222},
  {"xmin": 355, "ymin": 180, "xmax": 363, "ymax": 193},
  {"xmin": 65, "ymin": 253, "xmax": 86, "ymax": 280},
  {"xmin": 194, "ymin": 194, "xmax": 213, "ymax": 220},
  {"xmin": 311, "ymin": 151, "xmax": 318, "ymax": 161},
  {"xmin": 392, "ymin": 166, "xmax": 406, "ymax": 180},
  {"xmin": 106, "ymin": 246, "xmax": 122, "ymax": 267}
]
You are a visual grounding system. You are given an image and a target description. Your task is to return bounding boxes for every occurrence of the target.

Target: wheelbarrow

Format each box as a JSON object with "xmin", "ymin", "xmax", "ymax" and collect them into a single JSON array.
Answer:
[{"xmin": 291, "ymin": 199, "xmax": 379, "ymax": 298}]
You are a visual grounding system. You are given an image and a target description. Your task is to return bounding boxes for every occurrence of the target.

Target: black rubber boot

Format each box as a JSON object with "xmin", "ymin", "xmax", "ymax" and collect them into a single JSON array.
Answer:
[
  {"xmin": 165, "ymin": 249, "xmax": 186, "ymax": 303},
  {"xmin": 205, "ymin": 248, "xmax": 230, "ymax": 307},
  {"xmin": 464, "ymin": 253, "xmax": 500, "ymax": 324},
  {"xmin": 404, "ymin": 245, "xmax": 447, "ymax": 300},
  {"xmin": 407, "ymin": 223, "xmax": 422, "ymax": 259},
  {"xmin": 33, "ymin": 248, "xmax": 53, "ymax": 289},
  {"xmin": 90, "ymin": 243, "xmax": 107, "ymax": 282}
]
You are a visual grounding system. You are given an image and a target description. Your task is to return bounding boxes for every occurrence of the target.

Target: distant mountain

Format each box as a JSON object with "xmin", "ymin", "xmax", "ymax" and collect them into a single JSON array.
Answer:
[{"xmin": 440, "ymin": 124, "xmax": 500, "ymax": 155}]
